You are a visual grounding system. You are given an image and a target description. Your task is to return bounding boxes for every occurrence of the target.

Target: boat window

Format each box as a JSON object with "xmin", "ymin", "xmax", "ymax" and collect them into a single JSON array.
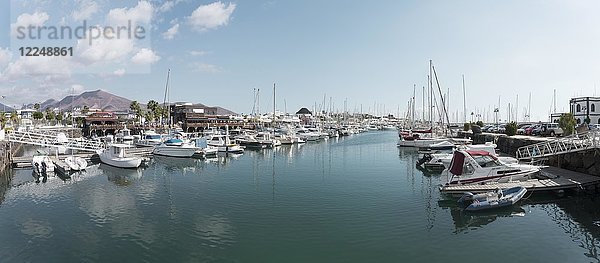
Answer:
[
  {"xmin": 473, "ymin": 155, "xmax": 500, "ymax": 167},
  {"xmin": 464, "ymin": 163, "xmax": 474, "ymax": 174}
]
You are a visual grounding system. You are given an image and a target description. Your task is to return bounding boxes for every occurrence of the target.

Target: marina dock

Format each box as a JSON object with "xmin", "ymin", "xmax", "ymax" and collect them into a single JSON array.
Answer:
[
  {"xmin": 11, "ymin": 147, "xmax": 154, "ymax": 168},
  {"xmin": 439, "ymin": 166, "xmax": 600, "ymax": 195}
]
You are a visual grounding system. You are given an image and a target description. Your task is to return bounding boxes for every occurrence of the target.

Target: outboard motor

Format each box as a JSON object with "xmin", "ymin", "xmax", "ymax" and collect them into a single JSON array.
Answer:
[
  {"xmin": 416, "ymin": 153, "xmax": 432, "ymax": 166},
  {"xmin": 41, "ymin": 162, "xmax": 48, "ymax": 178},
  {"xmin": 457, "ymin": 192, "xmax": 475, "ymax": 205}
]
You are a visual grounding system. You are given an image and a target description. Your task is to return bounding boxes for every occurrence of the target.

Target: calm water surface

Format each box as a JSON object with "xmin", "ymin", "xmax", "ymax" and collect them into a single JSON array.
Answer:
[{"xmin": 1, "ymin": 131, "xmax": 600, "ymax": 262}]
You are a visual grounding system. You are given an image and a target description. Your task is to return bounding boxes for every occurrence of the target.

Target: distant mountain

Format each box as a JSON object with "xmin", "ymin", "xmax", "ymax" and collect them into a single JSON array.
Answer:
[
  {"xmin": 35, "ymin": 89, "xmax": 135, "ymax": 112},
  {"xmin": 0, "ymin": 103, "xmax": 14, "ymax": 112},
  {"xmin": 28, "ymin": 89, "xmax": 237, "ymax": 115}
]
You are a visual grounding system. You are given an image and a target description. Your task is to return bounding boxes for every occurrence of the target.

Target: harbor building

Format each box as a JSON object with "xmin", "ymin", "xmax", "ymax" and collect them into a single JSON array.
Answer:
[{"xmin": 570, "ymin": 97, "xmax": 600, "ymax": 124}]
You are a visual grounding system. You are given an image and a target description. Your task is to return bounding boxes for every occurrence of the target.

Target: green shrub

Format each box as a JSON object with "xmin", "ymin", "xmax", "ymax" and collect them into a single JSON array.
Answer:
[
  {"xmin": 463, "ymin": 123, "xmax": 470, "ymax": 131},
  {"xmin": 559, "ymin": 113, "xmax": 576, "ymax": 136},
  {"xmin": 505, "ymin": 121, "xmax": 517, "ymax": 136},
  {"xmin": 476, "ymin": 120, "xmax": 484, "ymax": 127}
]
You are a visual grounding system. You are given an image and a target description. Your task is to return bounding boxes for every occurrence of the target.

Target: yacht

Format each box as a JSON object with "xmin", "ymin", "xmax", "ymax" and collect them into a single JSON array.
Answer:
[
  {"xmin": 444, "ymin": 150, "xmax": 540, "ymax": 185},
  {"xmin": 136, "ymin": 130, "xmax": 162, "ymax": 147},
  {"xmin": 115, "ymin": 126, "xmax": 134, "ymax": 143},
  {"xmin": 206, "ymin": 134, "xmax": 245, "ymax": 153},
  {"xmin": 97, "ymin": 144, "xmax": 143, "ymax": 168},
  {"xmin": 418, "ymin": 143, "xmax": 518, "ymax": 172},
  {"xmin": 153, "ymin": 138, "xmax": 197, "ymax": 158}
]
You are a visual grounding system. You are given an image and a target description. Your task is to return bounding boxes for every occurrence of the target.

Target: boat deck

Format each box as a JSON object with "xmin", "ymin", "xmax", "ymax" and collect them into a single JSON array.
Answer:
[{"xmin": 440, "ymin": 166, "xmax": 600, "ymax": 195}]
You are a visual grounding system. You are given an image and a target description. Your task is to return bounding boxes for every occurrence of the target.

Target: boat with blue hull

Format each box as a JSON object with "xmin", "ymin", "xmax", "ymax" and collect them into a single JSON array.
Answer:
[{"xmin": 458, "ymin": 186, "xmax": 527, "ymax": 211}]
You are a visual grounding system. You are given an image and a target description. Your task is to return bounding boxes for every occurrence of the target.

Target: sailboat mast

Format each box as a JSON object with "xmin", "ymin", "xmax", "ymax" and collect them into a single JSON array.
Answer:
[
  {"xmin": 162, "ymin": 69, "xmax": 171, "ymax": 127},
  {"xmin": 528, "ymin": 92, "xmax": 531, "ymax": 122},
  {"xmin": 462, "ymin": 74, "xmax": 466, "ymax": 123},
  {"xmin": 422, "ymin": 86, "xmax": 425, "ymax": 122},
  {"xmin": 273, "ymin": 83, "xmax": 276, "ymax": 127},
  {"xmin": 429, "ymin": 60, "xmax": 433, "ymax": 128}
]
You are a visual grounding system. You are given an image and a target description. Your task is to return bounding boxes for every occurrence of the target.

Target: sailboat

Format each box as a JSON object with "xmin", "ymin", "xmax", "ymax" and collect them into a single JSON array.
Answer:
[
  {"xmin": 398, "ymin": 61, "xmax": 450, "ymax": 148},
  {"xmin": 152, "ymin": 69, "xmax": 198, "ymax": 158}
]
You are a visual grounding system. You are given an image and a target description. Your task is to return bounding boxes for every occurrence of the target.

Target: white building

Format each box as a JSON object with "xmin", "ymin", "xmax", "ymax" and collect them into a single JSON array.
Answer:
[{"xmin": 570, "ymin": 97, "xmax": 600, "ymax": 124}]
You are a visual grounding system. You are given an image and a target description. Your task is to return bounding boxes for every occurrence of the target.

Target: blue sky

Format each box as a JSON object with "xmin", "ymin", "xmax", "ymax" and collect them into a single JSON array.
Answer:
[{"xmin": 0, "ymin": 0, "xmax": 599, "ymax": 122}]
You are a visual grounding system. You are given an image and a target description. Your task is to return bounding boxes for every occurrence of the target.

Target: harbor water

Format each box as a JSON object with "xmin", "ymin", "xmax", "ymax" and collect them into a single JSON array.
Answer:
[{"xmin": 1, "ymin": 131, "xmax": 600, "ymax": 262}]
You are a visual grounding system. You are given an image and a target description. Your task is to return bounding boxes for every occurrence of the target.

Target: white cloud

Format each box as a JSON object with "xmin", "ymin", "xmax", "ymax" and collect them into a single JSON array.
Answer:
[
  {"xmin": 189, "ymin": 50, "xmax": 208, "ymax": 56},
  {"xmin": 107, "ymin": 1, "xmax": 153, "ymax": 26},
  {"xmin": 75, "ymin": 29, "xmax": 135, "ymax": 65},
  {"xmin": 72, "ymin": 0, "xmax": 100, "ymax": 21},
  {"xmin": 162, "ymin": 23, "xmax": 179, "ymax": 40},
  {"xmin": 158, "ymin": 1, "xmax": 175, "ymax": 13},
  {"xmin": 11, "ymin": 12, "xmax": 50, "ymax": 37},
  {"xmin": 131, "ymin": 48, "xmax": 161, "ymax": 64},
  {"xmin": 0, "ymin": 48, "xmax": 12, "ymax": 70},
  {"xmin": 71, "ymin": 84, "xmax": 85, "ymax": 93},
  {"xmin": 1, "ymin": 56, "xmax": 71, "ymax": 82},
  {"xmin": 113, "ymin": 68, "xmax": 126, "ymax": 76},
  {"xmin": 191, "ymin": 62, "xmax": 221, "ymax": 73},
  {"xmin": 187, "ymin": 2, "xmax": 236, "ymax": 31}
]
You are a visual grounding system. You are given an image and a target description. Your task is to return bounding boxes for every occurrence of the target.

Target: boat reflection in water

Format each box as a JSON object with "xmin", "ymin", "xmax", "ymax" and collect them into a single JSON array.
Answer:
[
  {"xmin": 438, "ymin": 199, "xmax": 526, "ymax": 233},
  {"xmin": 153, "ymin": 155, "xmax": 203, "ymax": 174},
  {"xmin": 100, "ymin": 163, "xmax": 142, "ymax": 186}
]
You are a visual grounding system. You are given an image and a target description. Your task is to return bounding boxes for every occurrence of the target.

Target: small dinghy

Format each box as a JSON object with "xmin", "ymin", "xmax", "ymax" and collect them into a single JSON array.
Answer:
[
  {"xmin": 457, "ymin": 186, "xmax": 527, "ymax": 211},
  {"xmin": 64, "ymin": 156, "xmax": 88, "ymax": 171}
]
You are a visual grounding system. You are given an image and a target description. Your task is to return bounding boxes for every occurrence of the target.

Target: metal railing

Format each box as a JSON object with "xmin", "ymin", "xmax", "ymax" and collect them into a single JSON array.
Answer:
[
  {"xmin": 6, "ymin": 130, "xmax": 106, "ymax": 152},
  {"xmin": 516, "ymin": 130, "xmax": 600, "ymax": 160}
]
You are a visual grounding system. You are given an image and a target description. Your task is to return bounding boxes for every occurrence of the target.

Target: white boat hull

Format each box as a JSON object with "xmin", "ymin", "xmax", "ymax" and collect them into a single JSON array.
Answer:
[
  {"xmin": 64, "ymin": 156, "xmax": 88, "ymax": 171},
  {"xmin": 397, "ymin": 138, "xmax": 450, "ymax": 147},
  {"xmin": 153, "ymin": 145, "xmax": 197, "ymax": 157},
  {"xmin": 99, "ymin": 152, "xmax": 142, "ymax": 168}
]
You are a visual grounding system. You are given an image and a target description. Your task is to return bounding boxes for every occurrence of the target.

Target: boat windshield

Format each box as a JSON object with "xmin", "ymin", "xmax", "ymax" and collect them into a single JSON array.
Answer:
[
  {"xmin": 145, "ymin": 134, "xmax": 161, "ymax": 140},
  {"xmin": 473, "ymin": 155, "xmax": 501, "ymax": 167}
]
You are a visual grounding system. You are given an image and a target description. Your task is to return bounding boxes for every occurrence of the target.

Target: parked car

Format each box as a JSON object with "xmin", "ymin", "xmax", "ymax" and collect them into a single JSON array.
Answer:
[
  {"xmin": 498, "ymin": 124, "xmax": 507, "ymax": 134},
  {"xmin": 517, "ymin": 124, "xmax": 531, "ymax": 135},
  {"xmin": 525, "ymin": 124, "xmax": 541, "ymax": 135},
  {"xmin": 482, "ymin": 125, "xmax": 495, "ymax": 132},
  {"xmin": 590, "ymin": 124, "xmax": 600, "ymax": 130},
  {"xmin": 539, "ymin": 123, "xmax": 563, "ymax": 137}
]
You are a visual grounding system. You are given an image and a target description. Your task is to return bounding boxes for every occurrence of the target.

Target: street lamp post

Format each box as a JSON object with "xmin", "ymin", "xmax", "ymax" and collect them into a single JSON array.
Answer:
[{"xmin": 494, "ymin": 108, "xmax": 500, "ymax": 127}]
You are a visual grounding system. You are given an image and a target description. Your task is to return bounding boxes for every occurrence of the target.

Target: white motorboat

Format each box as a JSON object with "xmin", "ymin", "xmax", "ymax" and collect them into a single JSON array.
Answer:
[
  {"xmin": 97, "ymin": 144, "xmax": 142, "ymax": 168},
  {"xmin": 397, "ymin": 136, "xmax": 450, "ymax": 148},
  {"xmin": 64, "ymin": 156, "xmax": 88, "ymax": 171},
  {"xmin": 136, "ymin": 130, "xmax": 162, "ymax": 147},
  {"xmin": 417, "ymin": 143, "xmax": 518, "ymax": 172},
  {"xmin": 153, "ymin": 138, "xmax": 197, "ymax": 158},
  {"xmin": 32, "ymin": 152, "xmax": 55, "ymax": 175},
  {"xmin": 444, "ymin": 150, "xmax": 540, "ymax": 185},
  {"xmin": 296, "ymin": 129, "xmax": 320, "ymax": 141},
  {"xmin": 115, "ymin": 126, "xmax": 134, "ymax": 143},
  {"xmin": 256, "ymin": 132, "xmax": 281, "ymax": 147},
  {"xmin": 206, "ymin": 134, "xmax": 245, "ymax": 153}
]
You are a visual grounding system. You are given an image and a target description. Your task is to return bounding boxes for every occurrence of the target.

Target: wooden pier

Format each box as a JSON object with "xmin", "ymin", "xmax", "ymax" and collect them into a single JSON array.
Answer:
[
  {"xmin": 11, "ymin": 147, "xmax": 153, "ymax": 168},
  {"xmin": 439, "ymin": 166, "xmax": 600, "ymax": 195}
]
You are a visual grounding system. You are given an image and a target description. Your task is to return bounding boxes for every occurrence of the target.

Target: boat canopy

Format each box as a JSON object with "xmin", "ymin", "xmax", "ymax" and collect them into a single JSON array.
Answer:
[
  {"xmin": 449, "ymin": 151, "xmax": 465, "ymax": 175},
  {"xmin": 466, "ymin": 150, "xmax": 491, "ymax": 156}
]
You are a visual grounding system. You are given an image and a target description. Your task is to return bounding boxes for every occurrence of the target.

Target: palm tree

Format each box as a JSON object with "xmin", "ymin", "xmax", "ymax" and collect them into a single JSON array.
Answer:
[
  {"xmin": 130, "ymin": 101, "xmax": 143, "ymax": 123},
  {"xmin": 10, "ymin": 111, "xmax": 18, "ymax": 125}
]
